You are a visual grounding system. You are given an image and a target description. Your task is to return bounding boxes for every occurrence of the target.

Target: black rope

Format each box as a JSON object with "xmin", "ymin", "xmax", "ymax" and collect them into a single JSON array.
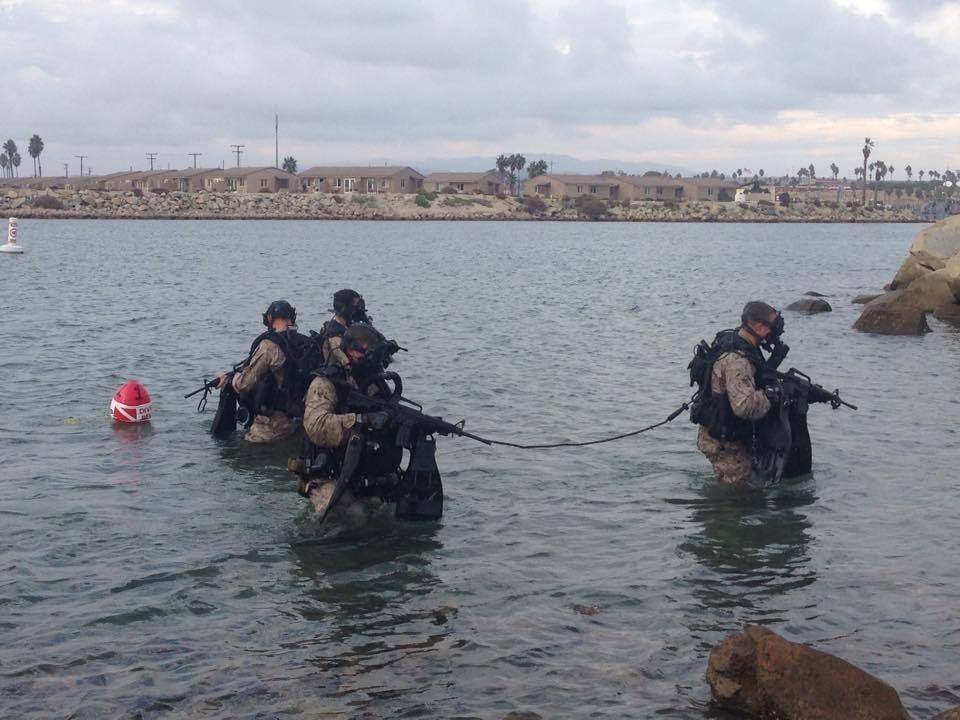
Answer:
[{"xmin": 468, "ymin": 402, "xmax": 690, "ymax": 450}]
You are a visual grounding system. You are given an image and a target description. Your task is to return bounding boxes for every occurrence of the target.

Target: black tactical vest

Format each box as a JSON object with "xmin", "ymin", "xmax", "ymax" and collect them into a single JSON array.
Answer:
[
  {"xmin": 689, "ymin": 329, "xmax": 766, "ymax": 444},
  {"xmin": 245, "ymin": 329, "xmax": 311, "ymax": 416}
]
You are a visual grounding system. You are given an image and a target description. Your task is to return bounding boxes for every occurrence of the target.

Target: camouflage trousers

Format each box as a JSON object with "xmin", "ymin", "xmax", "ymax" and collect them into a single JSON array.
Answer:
[
  {"xmin": 244, "ymin": 411, "xmax": 297, "ymax": 444},
  {"xmin": 306, "ymin": 479, "xmax": 386, "ymax": 526},
  {"xmin": 697, "ymin": 426, "xmax": 753, "ymax": 485}
]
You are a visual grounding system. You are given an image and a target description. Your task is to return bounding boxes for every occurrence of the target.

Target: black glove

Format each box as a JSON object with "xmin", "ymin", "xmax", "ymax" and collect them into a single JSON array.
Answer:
[
  {"xmin": 764, "ymin": 384, "xmax": 783, "ymax": 405},
  {"xmin": 356, "ymin": 411, "xmax": 390, "ymax": 430}
]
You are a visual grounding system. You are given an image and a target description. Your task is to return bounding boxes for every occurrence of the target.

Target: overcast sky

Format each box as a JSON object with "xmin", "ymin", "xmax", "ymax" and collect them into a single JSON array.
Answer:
[{"xmin": 1, "ymin": 0, "xmax": 958, "ymax": 177}]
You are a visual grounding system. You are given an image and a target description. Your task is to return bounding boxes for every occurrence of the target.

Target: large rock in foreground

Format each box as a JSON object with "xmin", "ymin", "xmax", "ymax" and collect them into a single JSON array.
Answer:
[
  {"xmin": 910, "ymin": 214, "xmax": 960, "ymax": 259},
  {"xmin": 707, "ymin": 625, "xmax": 911, "ymax": 720},
  {"xmin": 853, "ymin": 291, "xmax": 931, "ymax": 335}
]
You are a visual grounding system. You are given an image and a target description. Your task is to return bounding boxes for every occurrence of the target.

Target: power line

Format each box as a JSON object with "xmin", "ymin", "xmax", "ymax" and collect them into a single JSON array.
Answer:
[
  {"xmin": 145, "ymin": 152, "xmax": 158, "ymax": 170},
  {"xmin": 63, "ymin": 162, "xmax": 69, "ymax": 178},
  {"xmin": 230, "ymin": 144, "xmax": 245, "ymax": 168},
  {"xmin": 74, "ymin": 155, "xmax": 87, "ymax": 177},
  {"xmin": 188, "ymin": 152, "xmax": 202, "ymax": 169}
]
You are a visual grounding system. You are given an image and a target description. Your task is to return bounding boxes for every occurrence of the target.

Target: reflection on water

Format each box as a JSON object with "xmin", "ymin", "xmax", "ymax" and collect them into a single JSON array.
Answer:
[
  {"xmin": 673, "ymin": 478, "xmax": 817, "ymax": 621},
  {"xmin": 286, "ymin": 526, "xmax": 451, "ymax": 710}
]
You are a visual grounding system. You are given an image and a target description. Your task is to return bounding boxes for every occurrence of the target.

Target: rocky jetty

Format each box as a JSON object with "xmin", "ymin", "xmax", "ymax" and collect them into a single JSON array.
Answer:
[
  {"xmin": 853, "ymin": 215, "xmax": 960, "ymax": 334},
  {"xmin": 708, "ymin": 626, "xmax": 917, "ymax": 720},
  {"xmin": 0, "ymin": 187, "xmax": 921, "ymax": 223}
]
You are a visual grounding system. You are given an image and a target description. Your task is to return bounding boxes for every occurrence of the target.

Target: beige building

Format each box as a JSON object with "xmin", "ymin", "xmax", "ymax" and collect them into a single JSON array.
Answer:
[
  {"xmin": 523, "ymin": 173, "xmax": 687, "ymax": 202},
  {"xmin": 523, "ymin": 174, "xmax": 626, "ymax": 200},
  {"xmin": 299, "ymin": 166, "xmax": 424, "ymax": 193},
  {"xmin": 621, "ymin": 175, "xmax": 685, "ymax": 201},
  {"xmin": 681, "ymin": 177, "xmax": 739, "ymax": 201},
  {"xmin": 154, "ymin": 168, "xmax": 219, "ymax": 193},
  {"xmin": 424, "ymin": 171, "xmax": 502, "ymax": 195},
  {"xmin": 70, "ymin": 171, "xmax": 141, "ymax": 191},
  {"xmin": 203, "ymin": 167, "xmax": 297, "ymax": 193}
]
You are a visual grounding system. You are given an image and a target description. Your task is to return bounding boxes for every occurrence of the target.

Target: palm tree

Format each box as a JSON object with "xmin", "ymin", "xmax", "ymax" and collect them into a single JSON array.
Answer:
[
  {"xmin": 905, "ymin": 164, "xmax": 912, "ymax": 182},
  {"xmin": 808, "ymin": 164, "xmax": 815, "ymax": 184},
  {"xmin": 11, "ymin": 152, "xmax": 20, "ymax": 177},
  {"xmin": 0, "ymin": 154, "xmax": 7, "ymax": 178},
  {"xmin": 919, "ymin": 169, "xmax": 925, "ymax": 183},
  {"xmin": 28, "ymin": 134, "xmax": 44, "ymax": 176},
  {"xmin": 527, "ymin": 159, "xmax": 548, "ymax": 178},
  {"xmin": 495, "ymin": 154, "xmax": 509, "ymax": 192},
  {"xmin": 759, "ymin": 168, "xmax": 764, "ymax": 179},
  {"xmin": 887, "ymin": 165, "xmax": 895, "ymax": 181},
  {"xmin": 861, "ymin": 137, "xmax": 874, "ymax": 205},
  {"xmin": 281, "ymin": 156, "xmax": 297, "ymax": 173},
  {"xmin": 871, "ymin": 160, "xmax": 886, "ymax": 207},
  {"xmin": 510, "ymin": 154, "xmax": 526, "ymax": 195}
]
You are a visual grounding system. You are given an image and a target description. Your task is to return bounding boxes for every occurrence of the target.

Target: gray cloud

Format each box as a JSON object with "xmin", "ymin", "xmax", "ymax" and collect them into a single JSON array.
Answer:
[{"xmin": 0, "ymin": 0, "xmax": 956, "ymax": 173}]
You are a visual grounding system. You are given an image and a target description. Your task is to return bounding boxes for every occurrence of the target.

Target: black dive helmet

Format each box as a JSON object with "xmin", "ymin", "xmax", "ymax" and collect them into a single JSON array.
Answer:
[
  {"xmin": 342, "ymin": 322, "xmax": 405, "ymax": 393},
  {"xmin": 263, "ymin": 300, "xmax": 297, "ymax": 327},
  {"xmin": 333, "ymin": 289, "xmax": 371, "ymax": 325},
  {"xmin": 741, "ymin": 300, "xmax": 788, "ymax": 367}
]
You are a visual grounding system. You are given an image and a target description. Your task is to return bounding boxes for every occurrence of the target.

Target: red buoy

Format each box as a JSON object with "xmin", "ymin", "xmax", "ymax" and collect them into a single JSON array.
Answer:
[{"xmin": 110, "ymin": 380, "xmax": 153, "ymax": 423}]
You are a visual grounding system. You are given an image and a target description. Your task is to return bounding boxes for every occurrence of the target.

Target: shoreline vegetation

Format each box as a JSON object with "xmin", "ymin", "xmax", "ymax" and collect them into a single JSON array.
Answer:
[{"xmin": 1, "ymin": 188, "xmax": 923, "ymax": 223}]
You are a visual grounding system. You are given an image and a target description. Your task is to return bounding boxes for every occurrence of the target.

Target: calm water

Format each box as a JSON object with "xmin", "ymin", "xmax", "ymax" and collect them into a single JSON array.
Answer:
[{"xmin": 1, "ymin": 220, "xmax": 958, "ymax": 719}]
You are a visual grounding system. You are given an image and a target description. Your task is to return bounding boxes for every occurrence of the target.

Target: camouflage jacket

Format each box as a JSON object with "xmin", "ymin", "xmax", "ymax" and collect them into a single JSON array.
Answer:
[
  {"xmin": 710, "ymin": 351, "xmax": 771, "ymax": 421},
  {"xmin": 231, "ymin": 338, "xmax": 285, "ymax": 399},
  {"xmin": 303, "ymin": 373, "xmax": 357, "ymax": 448}
]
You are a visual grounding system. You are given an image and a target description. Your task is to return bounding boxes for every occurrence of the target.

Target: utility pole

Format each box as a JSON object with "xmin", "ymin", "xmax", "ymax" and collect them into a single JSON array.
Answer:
[
  {"xmin": 63, "ymin": 163, "xmax": 69, "ymax": 178},
  {"xmin": 188, "ymin": 152, "xmax": 202, "ymax": 168},
  {"xmin": 275, "ymin": 114, "xmax": 279, "ymax": 169},
  {"xmin": 145, "ymin": 152, "xmax": 157, "ymax": 170},
  {"xmin": 75, "ymin": 155, "xmax": 87, "ymax": 177},
  {"xmin": 231, "ymin": 144, "xmax": 245, "ymax": 168}
]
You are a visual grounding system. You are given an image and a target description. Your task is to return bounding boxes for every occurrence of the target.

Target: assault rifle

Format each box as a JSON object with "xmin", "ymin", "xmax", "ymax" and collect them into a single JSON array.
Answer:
[
  {"xmin": 183, "ymin": 357, "xmax": 248, "ymax": 412},
  {"xmin": 343, "ymin": 378, "xmax": 490, "ymax": 448},
  {"xmin": 761, "ymin": 367, "xmax": 857, "ymax": 411}
]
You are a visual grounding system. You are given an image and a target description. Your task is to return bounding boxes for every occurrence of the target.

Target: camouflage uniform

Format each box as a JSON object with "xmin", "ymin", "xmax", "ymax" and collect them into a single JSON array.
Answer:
[
  {"xmin": 321, "ymin": 330, "xmax": 349, "ymax": 368},
  {"xmin": 230, "ymin": 337, "xmax": 297, "ymax": 444},
  {"xmin": 697, "ymin": 350, "xmax": 772, "ymax": 485},
  {"xmin": 301, "ymin": 370, "xmax": 364, "ymax": 515}
]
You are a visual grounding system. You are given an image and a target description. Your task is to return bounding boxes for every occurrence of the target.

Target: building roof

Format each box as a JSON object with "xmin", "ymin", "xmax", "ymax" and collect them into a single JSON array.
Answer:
[
  {"xmin": 530, "ymin": 174, "xmax": 621, "ymax": 186},
  {"xmin": 154, "ymin": 168, "xmax": 219, "ymax": 178},
  {"xmin": 211, "ymin": 167, "xmax": 296, "ymax": 178},
  {"xmin": 620, "ymin": 174, "xmax": 684, "ymax": 188},
  {"xmin": 424, "ymin": 171, "xmax": 500, "ymax": 182},
  {"xmin": 300, "ymin": 165, "xmax": 423, "ymax": 179}
]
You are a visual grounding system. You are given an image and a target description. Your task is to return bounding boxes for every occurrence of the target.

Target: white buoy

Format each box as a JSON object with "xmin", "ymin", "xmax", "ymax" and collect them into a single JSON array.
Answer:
[{"xmin": 0, "ymin": 218, "xmax": 24, "ymax": 254}]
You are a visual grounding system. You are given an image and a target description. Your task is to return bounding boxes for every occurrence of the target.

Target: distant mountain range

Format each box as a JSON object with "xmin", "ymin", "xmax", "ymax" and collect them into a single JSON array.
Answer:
[{"xmin": 331, "ymin": 154, "xmax": 694, "ymax": 177}]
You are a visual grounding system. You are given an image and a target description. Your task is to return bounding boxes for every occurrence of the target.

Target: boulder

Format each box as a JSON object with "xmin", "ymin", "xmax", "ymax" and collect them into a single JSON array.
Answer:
[
  {"xmin": 785, "ymin": 298, "xmax": 832, "ymax": 314},
  {"xmin": 853, "ymin": 293, "xmax": 883, "ymax": 304},
  {"xmin": 902, "ymin": 269, "xmax": 959, "ymax": 311},
  {"xmin": 933, "ymin": 303, "xmax": 960, "ymax": 325},
  {"xmin": 707, "ymin": 625, "xmax": 911, "ymax": 720},
  {"xmin": 891, "ymin": 251, "xmax": 945, "ymax": 289},
  {"xmin": 853, "ymin": 291, "xmax": 931, "ymax": 335},
  {"xmin": 910, "ymin": 214, "xmax": 960, "ymax": 259},
  {"xmin": 946, "ymin": 252, "xmax": 960, "ymax": 276}
]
